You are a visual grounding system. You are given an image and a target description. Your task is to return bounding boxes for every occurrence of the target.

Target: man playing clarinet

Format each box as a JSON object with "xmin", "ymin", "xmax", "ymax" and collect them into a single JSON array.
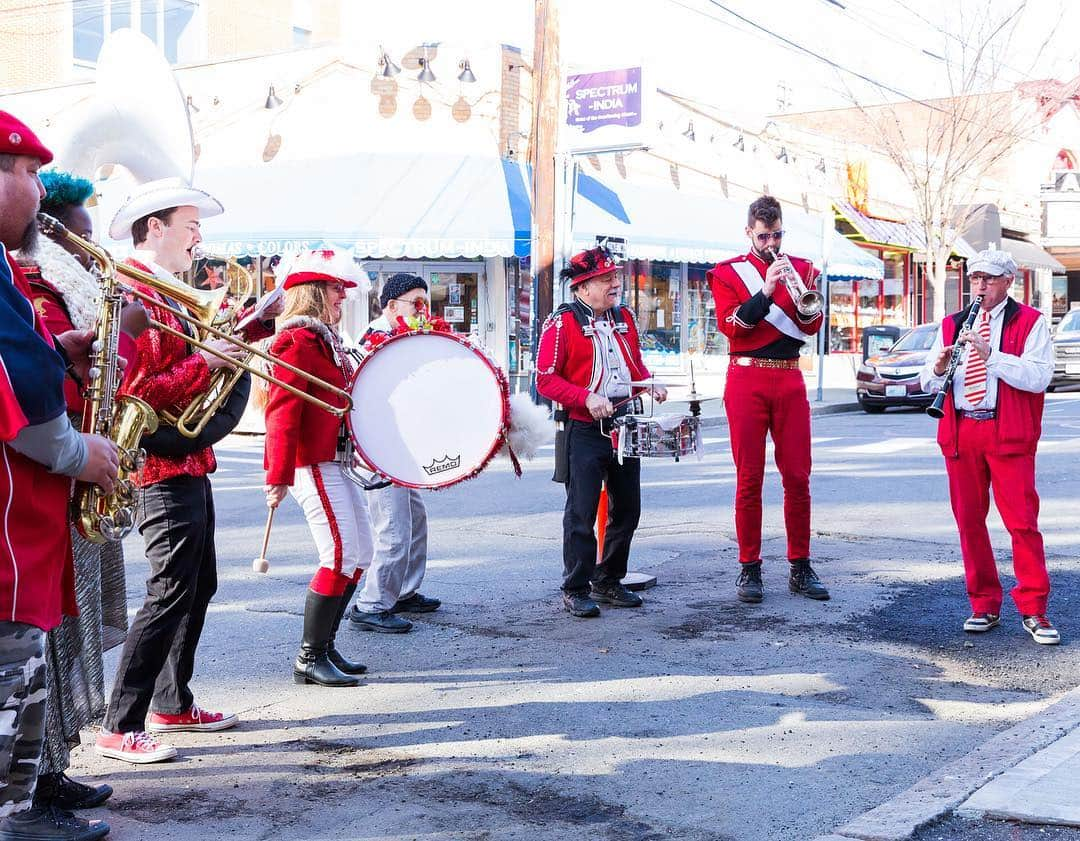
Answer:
[{"xmin": 920, "ymin": 249, "xmax": 1058, "ymax": 645}]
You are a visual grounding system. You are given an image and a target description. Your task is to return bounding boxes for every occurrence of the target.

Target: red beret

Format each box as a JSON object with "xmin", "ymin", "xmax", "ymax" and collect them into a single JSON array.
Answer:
[{"xmin": 0, "ymin": 111, "xmax": 53, "ymax": 164}]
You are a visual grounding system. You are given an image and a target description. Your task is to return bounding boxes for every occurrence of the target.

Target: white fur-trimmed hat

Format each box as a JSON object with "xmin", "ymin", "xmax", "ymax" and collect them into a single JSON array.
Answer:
[
  {"xmin": 276, "ymin": 249, "xmax": 369, "ymax": 291},
  {"xmin": 108, "ymin": 176, "xmax": 224, "ymax": 241}
]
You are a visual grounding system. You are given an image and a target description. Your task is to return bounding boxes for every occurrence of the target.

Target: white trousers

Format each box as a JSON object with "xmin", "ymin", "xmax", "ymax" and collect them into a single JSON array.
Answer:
[
  {"xmin": 354, "ymin": 483, "xmax": 428, "ymax": 612},
  {"xmin": 291, "ymin": 462, "xmax": 375, "ymax": 579}
]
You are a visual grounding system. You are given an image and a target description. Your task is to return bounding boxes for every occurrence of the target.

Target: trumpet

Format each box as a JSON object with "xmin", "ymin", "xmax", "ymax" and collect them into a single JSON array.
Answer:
[
  {"xmin": 112, "ymin": 261, "xmax": 353, "ymax": 429},
  {"xmin": 766, "ymin": 248, "xmax": 824, "ymax": 318}
]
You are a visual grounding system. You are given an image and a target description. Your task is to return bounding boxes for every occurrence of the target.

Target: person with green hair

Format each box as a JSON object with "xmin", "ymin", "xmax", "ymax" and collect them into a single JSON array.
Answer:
[{"xmin": 16, "ymin": 169, "xmax": 145, "ymax": 818}]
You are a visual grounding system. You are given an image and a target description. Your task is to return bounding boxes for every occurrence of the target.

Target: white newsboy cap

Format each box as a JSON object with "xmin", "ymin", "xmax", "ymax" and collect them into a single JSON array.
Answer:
[
  {"xmin": 967, "ymin": 249, "xmax": 1018, "ymax": 278},
  {"xmin": 108, "ymin": 177, "xmax": 224, "ymax": 241}
]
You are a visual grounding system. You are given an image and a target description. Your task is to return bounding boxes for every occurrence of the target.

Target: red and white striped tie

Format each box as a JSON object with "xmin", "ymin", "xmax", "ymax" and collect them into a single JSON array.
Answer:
[{"xmin": 962, "ymin": 309, "xmax": 992, "ymax": 405}]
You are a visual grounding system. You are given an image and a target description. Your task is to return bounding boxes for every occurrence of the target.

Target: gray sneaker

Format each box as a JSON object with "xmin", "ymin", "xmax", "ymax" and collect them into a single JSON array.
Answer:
[{"xmin": 347, "ymin": 607, "xmax": 413, "ymax": 633}]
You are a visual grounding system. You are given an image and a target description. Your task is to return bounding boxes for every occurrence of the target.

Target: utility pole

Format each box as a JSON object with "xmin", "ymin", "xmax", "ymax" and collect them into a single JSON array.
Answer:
[{"xmin": 529, "ymin": 0, "xmax": 560, "ymax": 331}]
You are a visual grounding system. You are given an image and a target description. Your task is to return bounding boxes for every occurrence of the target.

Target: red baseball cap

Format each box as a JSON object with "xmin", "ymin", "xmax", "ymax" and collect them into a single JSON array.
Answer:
[{"xmin": 0, "ymin": 111, "xmax": 53, "ymax": 164}]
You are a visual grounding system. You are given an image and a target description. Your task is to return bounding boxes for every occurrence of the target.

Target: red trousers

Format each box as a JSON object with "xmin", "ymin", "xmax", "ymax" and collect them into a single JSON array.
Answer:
[
  {"xmin": 723, "ymin": 364, "xmax": 812, "ymax": 564},
  {"xmin": 944, "ymin": 417, "xmax": 1049, "ymax": 616}
]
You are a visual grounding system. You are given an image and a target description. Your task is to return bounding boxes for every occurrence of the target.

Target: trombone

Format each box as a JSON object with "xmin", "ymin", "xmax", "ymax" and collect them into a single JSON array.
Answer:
[
  {"xmin": 39, "ymin": 216, "xmax": 352, "ymax": 428},
  {"xmin": 113, "ymin": 260, "xmax": 353, "ymax": 428}
]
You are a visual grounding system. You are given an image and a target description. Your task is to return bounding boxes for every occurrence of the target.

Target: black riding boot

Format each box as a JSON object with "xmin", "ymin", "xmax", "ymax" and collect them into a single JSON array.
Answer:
[
  {"xmin": 293, "ymin": 589, "xmax": 361, "ymax": 687},
  {"xmin": 328, "ymin": 582, "xmax": 367, "ymax": 675}
]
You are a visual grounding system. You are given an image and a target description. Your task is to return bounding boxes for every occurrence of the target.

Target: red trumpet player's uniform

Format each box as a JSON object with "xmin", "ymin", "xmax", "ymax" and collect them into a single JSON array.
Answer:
[{"xmin": 708, "ymin": 250, "xmax": 823, "ymax": 565}]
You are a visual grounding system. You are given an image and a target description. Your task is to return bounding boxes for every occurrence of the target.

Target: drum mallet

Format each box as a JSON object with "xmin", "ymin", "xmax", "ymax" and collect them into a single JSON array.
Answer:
[{"xmin": 253, "ymin": 505, "xmax": 276, "ymax": 574}]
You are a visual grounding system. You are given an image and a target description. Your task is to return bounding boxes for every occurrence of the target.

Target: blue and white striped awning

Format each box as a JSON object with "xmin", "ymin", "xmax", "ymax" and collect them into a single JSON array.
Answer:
[{"xmin": 190, "ymin": 154, "xmax": 531, "ymax": 259}]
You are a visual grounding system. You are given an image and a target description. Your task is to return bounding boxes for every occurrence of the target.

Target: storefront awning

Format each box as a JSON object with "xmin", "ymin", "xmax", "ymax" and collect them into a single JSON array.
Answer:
[
  {"xmin": 1001, "ymin": 236, "xmax": 1066, "ymax": 273},
  {"xmin": 193, "ymin": 154, "xmax": 532, "ymax": 259},
  {"xmin": 573, "ymin": 176, "xmax": 884, "ymax": 279},
  {"xmin": 834, "ymin": 200, "xmax": 978, "ymax": 259}
]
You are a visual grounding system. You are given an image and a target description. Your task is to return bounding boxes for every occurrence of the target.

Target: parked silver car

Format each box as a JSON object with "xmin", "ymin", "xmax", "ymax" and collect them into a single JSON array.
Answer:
[
  {"xmin": 855, "ymin": 323, "xmax": 938, "ymax": 413},
  {"xmin": 1050, "ymin": 307, "xmax": 1080, "ymax": 391}
]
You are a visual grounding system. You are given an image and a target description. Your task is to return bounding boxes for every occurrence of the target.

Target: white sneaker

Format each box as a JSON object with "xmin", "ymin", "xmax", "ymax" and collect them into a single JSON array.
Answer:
[
  {"xmin": 963, "ymin": 613, "xmax": 1000, "ymax": 633},
  {"xmin": 1021, "ymin": 615, "xmax": 1061, "ymax": 645}
]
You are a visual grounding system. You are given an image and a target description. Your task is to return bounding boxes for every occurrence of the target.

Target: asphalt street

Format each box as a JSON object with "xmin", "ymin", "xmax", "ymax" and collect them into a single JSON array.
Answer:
[{"xmin": 69, "ymin": 392, "xmax": 1080, "ymax": 840}]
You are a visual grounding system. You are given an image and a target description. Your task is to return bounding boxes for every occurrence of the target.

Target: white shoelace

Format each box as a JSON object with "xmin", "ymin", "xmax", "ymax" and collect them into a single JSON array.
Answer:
[{"xmin": 122, "ymin": 731, "xmax": 162, "ymax": 751}]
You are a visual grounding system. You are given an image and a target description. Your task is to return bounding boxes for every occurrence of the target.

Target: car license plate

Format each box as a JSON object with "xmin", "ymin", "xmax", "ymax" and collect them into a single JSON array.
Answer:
[
  {"xmin": 885, "ymin": 385, "xmax": 906, "ymax": 397},
  {"xmin": 1067, "ymin": 362, "xmax": 1080, "ymax": 375}
]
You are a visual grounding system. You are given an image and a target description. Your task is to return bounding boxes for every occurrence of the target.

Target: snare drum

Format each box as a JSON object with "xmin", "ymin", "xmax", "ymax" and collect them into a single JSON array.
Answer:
[
  {"xmin": 346, "ymin": 331, "xmax": 510, "ymax": 489},
  {"xmin": 610, "ymin": 413, "xmax": 701, "ymax": 464}
]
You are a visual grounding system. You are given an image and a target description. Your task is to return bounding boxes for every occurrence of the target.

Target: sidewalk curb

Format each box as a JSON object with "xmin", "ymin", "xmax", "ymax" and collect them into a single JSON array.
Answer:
[
  {"xmin": 697, "ymin": 402, "xmax": 862, "ymax": 429},
  {"xmin": 815, "ymin": 686, "xmax": 1080, "ymax": 841}
]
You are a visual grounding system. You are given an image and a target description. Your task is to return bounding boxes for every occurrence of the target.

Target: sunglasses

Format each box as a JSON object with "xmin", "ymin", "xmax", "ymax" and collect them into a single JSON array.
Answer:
[{"xmin": 752, "ymin": 230, "xmax": 784, "ymax": 243}]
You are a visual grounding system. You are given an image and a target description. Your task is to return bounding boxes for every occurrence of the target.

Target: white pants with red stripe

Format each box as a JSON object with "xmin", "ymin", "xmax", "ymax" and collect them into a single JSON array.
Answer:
[{"xmin": 290, "ymin": 462, "xmax": 374, "ymax": 580}]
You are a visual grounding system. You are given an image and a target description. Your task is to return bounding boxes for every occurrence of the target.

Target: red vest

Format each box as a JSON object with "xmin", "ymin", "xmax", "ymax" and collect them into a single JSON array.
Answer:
[
  {"xmin": 936, "ymin": 299, "xmax": 1044, "ymax": 457},
  {"xmin": 707, "ymin": 251, "xmax": 822, "ymax": 353},
  {"xmin": 263, "ymin": 326, "xmax": 351, "ymax": 486},
  {"xmin": 535, "ymin": 302, "xmax": 651, "ymax": 422}
]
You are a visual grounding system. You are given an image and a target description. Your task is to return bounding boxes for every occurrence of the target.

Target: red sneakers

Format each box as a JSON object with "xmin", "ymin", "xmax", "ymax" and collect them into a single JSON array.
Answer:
[
  {"xmin": 147, "ymin": 704, "xmax": 239, "ymax": 733},
  {"xmin": 95, "ymin": 731, "xmax": 178, "ymax": 764}
]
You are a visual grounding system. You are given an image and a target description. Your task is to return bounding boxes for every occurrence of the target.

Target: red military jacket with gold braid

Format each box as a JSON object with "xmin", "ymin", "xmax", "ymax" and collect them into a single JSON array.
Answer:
[{"xmin": 535, "ymin": 299, "xmax": 652, "ymax": 422}]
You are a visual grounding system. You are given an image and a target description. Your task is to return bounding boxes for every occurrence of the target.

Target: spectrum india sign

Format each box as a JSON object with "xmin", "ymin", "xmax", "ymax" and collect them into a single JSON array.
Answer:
[{"xmin": 565, "ymin": 67, "xmax": 642, "ymax": 134}]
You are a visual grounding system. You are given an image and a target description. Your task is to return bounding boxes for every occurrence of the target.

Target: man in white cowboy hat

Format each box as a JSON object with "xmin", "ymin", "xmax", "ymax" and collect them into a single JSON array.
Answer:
[
  {"xmin": 920, "ymin": 249, "xmax": 1058, "ymax": 646},
  {"xmin": 96, "ymin": 177, "xmax": 255, "ymax": 764}
]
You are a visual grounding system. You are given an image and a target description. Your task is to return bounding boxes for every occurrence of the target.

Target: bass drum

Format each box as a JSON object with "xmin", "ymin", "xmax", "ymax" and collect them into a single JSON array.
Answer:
[{"xmin": 347, "ymin": 331, "xmax": 510, "ymax": 489}]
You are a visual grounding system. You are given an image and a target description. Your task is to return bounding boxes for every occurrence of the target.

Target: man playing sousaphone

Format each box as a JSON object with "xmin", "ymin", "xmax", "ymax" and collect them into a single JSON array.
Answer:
[
  {"xmin": 536, "ymin": 246, "xmax": 666, "ymax": 619},
  {"xmin": 96, "ymin": 178, "xmax": 275, "ymax": 763}
]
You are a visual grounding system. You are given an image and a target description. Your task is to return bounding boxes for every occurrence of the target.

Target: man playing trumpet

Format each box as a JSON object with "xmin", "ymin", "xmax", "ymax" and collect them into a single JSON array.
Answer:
[
  {"xmin": 707, "ymin": 195, "xmax": 828, "ymax": 605},
  {"xmin": 96, "ymin": 179, "xmax": 257, "ymax": 764}
]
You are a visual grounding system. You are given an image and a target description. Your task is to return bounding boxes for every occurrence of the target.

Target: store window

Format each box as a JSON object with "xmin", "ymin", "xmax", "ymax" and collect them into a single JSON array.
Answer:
[
  {"xmin": 686, "ymin": 264, "xmax": 728, "ymax": 363},
  {"xmin": 506, "ymin": 259, "xmax": 533, "ymax": 383},
  {"xmin": 625, "ymin": 260, "xmax": 681, "ymax": 368},
  {"xmin": 828, "ymin": 280, "xmax": 856, "ymax": 352}
]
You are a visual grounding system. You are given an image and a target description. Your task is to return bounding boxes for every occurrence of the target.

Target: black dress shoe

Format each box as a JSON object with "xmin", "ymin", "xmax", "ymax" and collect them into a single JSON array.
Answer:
[
  {"xmin": 736, "ymin": 562, "xmax": 763, "ymax": 603},
  {"xmin": 562, "ymin": 591, "xmax": 600, "ymax": 618},
  {"xmin": 0, "ymin": 804, "xmax": 110, "ymax": 841},
  {"xmin": 390, "ymin": 593, "xmax": 441, "ymax": 614},
  {"xmin": 789, "ymin": 559, "xmax": 830, "ymax": 600},
  {"xmin": 589, "ymin": 580, "xmax": 643, "ymax": 608},
  {"xmin": 47, "ymin": 774, "xmax": 113, "ymax": 811}
]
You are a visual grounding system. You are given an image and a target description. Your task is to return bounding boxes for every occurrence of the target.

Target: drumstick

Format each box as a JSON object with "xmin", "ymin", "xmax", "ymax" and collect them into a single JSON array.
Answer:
[{"xmin": 253, "ymin": 506, "xmax": 275, "ymax": 574}]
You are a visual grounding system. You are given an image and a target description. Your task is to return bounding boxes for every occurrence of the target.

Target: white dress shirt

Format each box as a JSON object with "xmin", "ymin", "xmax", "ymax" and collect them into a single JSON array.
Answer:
[{"xmin": 919, "ymin": 297, "xmax": 1053, "ymax": 410}]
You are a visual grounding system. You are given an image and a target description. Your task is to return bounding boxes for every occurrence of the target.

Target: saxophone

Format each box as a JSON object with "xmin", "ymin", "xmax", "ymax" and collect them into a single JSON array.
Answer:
[{"xmin": 37, "ymin": 213, "xmax": 159, "ymax": 543}]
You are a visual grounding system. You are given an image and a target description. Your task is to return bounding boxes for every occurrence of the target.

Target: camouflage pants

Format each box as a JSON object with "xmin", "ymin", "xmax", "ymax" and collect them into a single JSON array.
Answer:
[{"xmin": 0, "ymin": 622, "xmax": 46, "ymax": 818}]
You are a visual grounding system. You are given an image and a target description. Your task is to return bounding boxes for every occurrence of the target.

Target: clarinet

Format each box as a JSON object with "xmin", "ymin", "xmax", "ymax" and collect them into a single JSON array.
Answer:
[{"xmin": 926, "ymin": 294, "xmax": 985, "ymax": 419}]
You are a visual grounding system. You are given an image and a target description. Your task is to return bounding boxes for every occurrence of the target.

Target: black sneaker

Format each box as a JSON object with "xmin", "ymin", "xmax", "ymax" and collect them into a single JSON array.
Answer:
[
  {"xmin": 963, "ymin": 613, "xmax": 1001, "ymax": 633},
  {"xmin": 589, "ymin": 580, "xmax": 643, "ymax": 608},
  {"xmin": 42, "ymin": 773, "xmax": 113, "ymax": 811},
  {"xmin": 390, "ymin": 593, "xmax": 441, "ymax": 614},
  {"xmin": 562, "ymin": 591, "xmax": 600, "ymax": 618},
  {"xmin": 736, "ymin": 562, "xmax": 763, "ymax": 603},
  {"xmin": 0, "ymin": 804, "xmax": 110, "ymax": 841},
  {"xmin": 789, "ymin": 559, "xmax": 830, "ymax": 601},
  {"xmin": 346, "ymin": 607, "xmax": 413, "ymax": 633}
]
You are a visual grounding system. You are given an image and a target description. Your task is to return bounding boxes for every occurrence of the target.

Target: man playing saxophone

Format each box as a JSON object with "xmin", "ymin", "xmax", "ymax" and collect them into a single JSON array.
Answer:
[{"xmin": 95, "ymin": 179, "xmax": 252, "ymax": 764}]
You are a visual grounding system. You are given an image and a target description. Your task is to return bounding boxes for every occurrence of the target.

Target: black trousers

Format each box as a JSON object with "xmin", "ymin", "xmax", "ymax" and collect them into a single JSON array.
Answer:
[
  {"xmin": 104, "ymin": 475, "xmax": 218, "ymax": 734},
  {"xmin": 562, "ymin": 420, "xmax": 641, "ymax": 593}
]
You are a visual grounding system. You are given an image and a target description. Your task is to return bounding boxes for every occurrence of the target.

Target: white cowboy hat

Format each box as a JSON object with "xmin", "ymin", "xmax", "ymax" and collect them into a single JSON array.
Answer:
[{"xmin": 108, "ymin": 176, "xmax": 224, "ymax": 241}]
